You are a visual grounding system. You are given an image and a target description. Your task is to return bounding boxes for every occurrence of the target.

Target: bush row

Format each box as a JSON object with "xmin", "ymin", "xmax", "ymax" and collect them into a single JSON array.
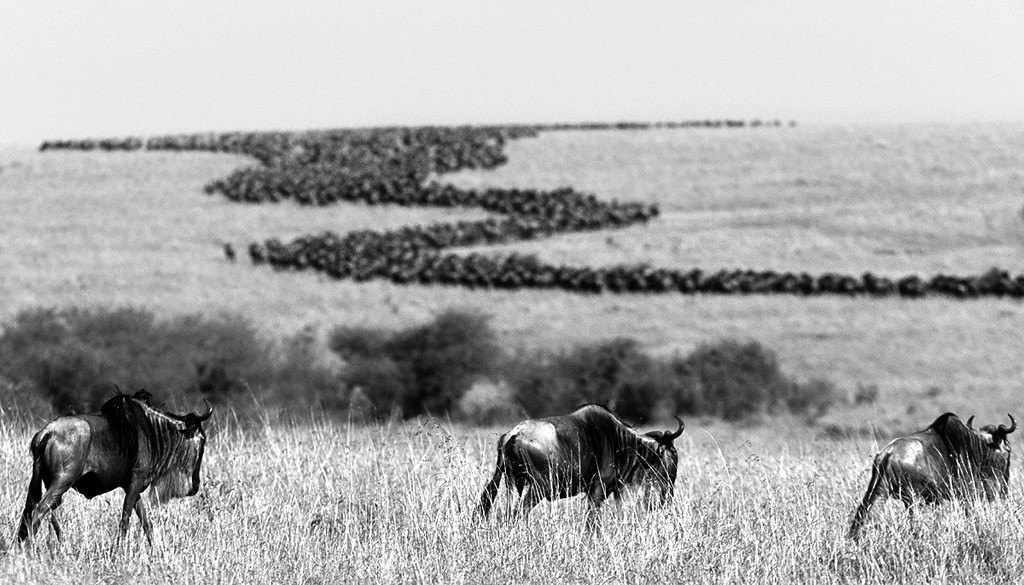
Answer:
[
  {"xmin": 330, "ymin": 311, "xmax": 834, "ymax": 423},
  {"xmin": 0, "ymin": 307, "xmax": 337, "ymax": 416},
  {"xmin": 0, "ymin": 307, "xmax": 835, "ymax": 424}
]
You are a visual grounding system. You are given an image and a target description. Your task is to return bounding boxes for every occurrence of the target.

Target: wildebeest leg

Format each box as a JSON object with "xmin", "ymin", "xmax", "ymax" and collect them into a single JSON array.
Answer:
[
  {"xmin": 473, "ymin": 440, "xmax": 508, "ymax": 521},
  {"xmin": 23, "ymin": 481, "xmax": 72, "ymax": 545},
  {"xmin": 48, "ymin": 511, "xmax": 63, "ymax": 543},
  {"xmin": 585, "ymin": 482, "xmax": 609, "ymax": 533},
  {"xmin": 134, "ymin": 500, "xmax": 153, "ymax": 546},
  {"xmin": 848, "ymin": 455, "xmax": 889, "ymax": 540},
  {"xmin": 897, "ymin": 491, "xmax": 923, "ymax": 537},
  {"xmin": 17, "ymin": 458, "xmax": 45, "ymax": 542},
  {"xmin": 514, "ymin": 484, "xmax": 542, "ymax": 522},
  {"xmin": 117, "ymin": 484, "xmax": 145, "ymax": 546}
]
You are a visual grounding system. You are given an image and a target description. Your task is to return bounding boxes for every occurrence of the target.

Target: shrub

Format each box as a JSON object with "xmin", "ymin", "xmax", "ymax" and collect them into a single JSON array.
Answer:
[
  {"xmin": 670, "ymin": 340, "xmax": 793, "ymax": 421},
  {"xmin": 330, "ymin": 309, "xmax": 502, "ymax": 419},
  {"xmin": 853, "ymin": 383, "xmax": 879, "ymax": 405},
  {"xmin": 338, "ymin": 356, "xmax": 407, "ymax": 417},
  {"xmin": 785, "ymin": 378, "xmax": 839, "ymax": 420},
  {"xmin": 458, "ymin": 379, "xmax": 523, "ymax": 425},
  {"xmin": 0, "ymin": 307, "xmax": 336, "ymax": 415},
  {"xmin": 266, "ymin": 330, "xmax": 342, "ymax": 407},
  {"xmin": 0, "ymin": 376, "xmax": 54, "ymax": 421},
  {"xmin": 505, "ymin": 338, "xmax": 675, "ymax": 422},
  {"xmin": 0, "ymin": 308, "xmax": 147, "ymax": 413},
  {"xmin": 386, "ymin": 310, "xmax": 502, "ymax": 416},
  {"xmin": 329, "ymin": 326, "xmax": 391, "ymax": 361}
]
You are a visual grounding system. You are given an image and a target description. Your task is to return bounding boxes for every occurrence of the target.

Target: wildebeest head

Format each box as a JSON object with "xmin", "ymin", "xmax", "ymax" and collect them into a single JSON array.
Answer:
[
  {"xmin": 637, "ymin": 416, "xmax": 685, "ymax": 504},
  {"xmin": 967, "ymin": 414, "xmax": 1016, "ymax": 497},
  {"xmin": 148, "ymin": 400, "xmax": 214, "ymax": 502}
]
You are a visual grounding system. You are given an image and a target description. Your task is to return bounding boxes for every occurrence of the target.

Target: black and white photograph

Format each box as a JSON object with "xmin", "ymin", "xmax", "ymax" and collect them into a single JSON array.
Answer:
[{"xmin": 2, "ymin": 2, "xmax": 1023, "ymax": 583}]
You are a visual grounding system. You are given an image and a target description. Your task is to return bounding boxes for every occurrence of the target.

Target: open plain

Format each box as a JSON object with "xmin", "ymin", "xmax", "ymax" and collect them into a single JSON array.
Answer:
[{"xmin": 2, "ymin": 123, "xmax": 1024, "ymax": 582}]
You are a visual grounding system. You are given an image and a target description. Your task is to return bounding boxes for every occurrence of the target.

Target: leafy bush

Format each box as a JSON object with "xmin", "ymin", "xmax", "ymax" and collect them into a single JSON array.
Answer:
[
  {"xmin": 785, "ymin": 378, "xmax": 840, "ymax": 420},
  {"xmin": 0, "ymin": 305, "xmax": 836, "ymax": 424},
  {"xmin": 337, "ymin": 356, "xmax": 407, "ymax": 417},
  {"xmin": 267, "ymin": 330, "xmax": 343, "ymax": 407},
  {"xmin": 673, "ymin": 340, "xmax": 793, "ymax": 420},
  {"xmin": 0, "ymin": 307, "xmax": 337, "ymax": 415},
  {"xmin": 505, "ymin": 338, "xmax": 676, "ymax": 422},
  {"xmin": 853, "ymin": 383, "xmax": 879, "ymax": 405},
  {"xmin": 330, "ymin": 310, "xmax": 501, "ymax": 418},
  {"xmin": 458, "ymin": 379, "xmax": 523, "ymax": 425},
  {"xmin": 504, "ymin": 338, "xmax": 836, "ymax": 423},
  {"xmin": 0, "ymin": 376, "xmax": 54, "ymax": 420}
]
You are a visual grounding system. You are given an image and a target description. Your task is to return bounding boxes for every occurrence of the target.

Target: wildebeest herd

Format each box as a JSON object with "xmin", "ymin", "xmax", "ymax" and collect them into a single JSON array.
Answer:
[
  {"xmin": 39, "ymin": 124, "xmax": 1024, "ymax": 298},
  {"xmin": 11, "ymin": 390, "xmax": 1016, "ymax": 548}
]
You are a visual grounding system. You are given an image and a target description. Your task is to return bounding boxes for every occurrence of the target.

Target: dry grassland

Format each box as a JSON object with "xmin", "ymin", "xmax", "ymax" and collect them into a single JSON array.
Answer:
[{"xmin": 1, "ymin": 415, "xmax": 1022, "ymax": 584}]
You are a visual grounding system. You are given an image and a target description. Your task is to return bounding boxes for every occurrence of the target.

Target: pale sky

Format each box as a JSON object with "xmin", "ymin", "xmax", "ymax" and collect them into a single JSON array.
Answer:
[{"xmin": 3, "ymin": 1, "xmax": 1023, "ymax": 142}]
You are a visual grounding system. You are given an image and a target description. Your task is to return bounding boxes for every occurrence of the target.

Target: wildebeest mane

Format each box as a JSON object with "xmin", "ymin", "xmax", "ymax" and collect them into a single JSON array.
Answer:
[
  {"xmin": 571, "ymin": 404, "xmax": 667, "ymax": 477},
  {"xmin": 99, "ymin": 393, "xmax": 193, "ymax": 480},
  {"xmin": 926, "ymin": 412, "xmax": 998, "ymax": 474},
  {"xmin": 571, "ymin": 404, "xmax": 640, "ymax": 445}
]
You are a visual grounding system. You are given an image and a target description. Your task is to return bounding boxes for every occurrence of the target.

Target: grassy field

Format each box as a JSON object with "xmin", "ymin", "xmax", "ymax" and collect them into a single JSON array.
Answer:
[
  {"xmin": 1, "ymin": 415, "xmax": 1022, "ymax": 584},
  {"xmin": 2, "ymin": 124, "xmax": 1023, "ymax": 426}
]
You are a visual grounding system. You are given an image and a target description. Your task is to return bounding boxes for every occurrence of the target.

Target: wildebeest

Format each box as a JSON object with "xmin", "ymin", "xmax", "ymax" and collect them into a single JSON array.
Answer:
[
  {"xmin": 848, "ymin": 412, "xmax": 1015, "ymax": 539},
  {"xmin": 474, "ymin": 404, "xmax": 684, "ymax": 528},
  {"xmin": 17, "ymin": 390, "xmax": 213, "ymax": 546}
]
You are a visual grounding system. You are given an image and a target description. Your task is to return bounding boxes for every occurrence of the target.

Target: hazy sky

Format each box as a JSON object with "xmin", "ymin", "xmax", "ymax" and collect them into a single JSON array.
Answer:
[{"xmin": 3, "ymin": 1, "xmax": 1023, "ymax": 141}]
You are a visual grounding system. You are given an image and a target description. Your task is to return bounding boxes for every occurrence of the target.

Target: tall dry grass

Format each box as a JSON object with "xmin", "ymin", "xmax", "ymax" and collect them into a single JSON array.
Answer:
[{"xmin": 2, "ymin": 413, "xmax": 1021, "ymax": 584}]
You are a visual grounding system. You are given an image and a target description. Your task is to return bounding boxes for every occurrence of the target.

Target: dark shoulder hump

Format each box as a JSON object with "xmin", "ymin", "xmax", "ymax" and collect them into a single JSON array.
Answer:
[
  {"xmin": 572, "ymin": 403, "xmax": 625, "ymax": 426},
  {"xmin": 99, "ymin": 393, "xmax": 146, "ymax": 452},
  {"xmin": 927, "ymin": 412, "xmax": 984, "ymax": 458},
  {"xmin": 926, "ymin": 412, "xmax": 960, "ymax": 434}
]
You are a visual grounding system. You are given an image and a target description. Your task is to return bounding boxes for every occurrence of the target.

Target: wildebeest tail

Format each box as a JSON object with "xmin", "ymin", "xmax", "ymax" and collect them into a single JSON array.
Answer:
[
  {"xmin": 848, "ymin": 452, "xmax": 891, "ymax": 540},
  {"xmin": 17, "ymin": 431, "xmax": 49, "ymax": 541},
  {"xmin": 474, "ymin": 433, "xmax": 511, "ymax": 520}
]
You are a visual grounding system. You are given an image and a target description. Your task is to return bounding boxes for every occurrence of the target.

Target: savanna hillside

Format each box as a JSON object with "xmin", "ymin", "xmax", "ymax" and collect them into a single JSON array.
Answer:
[
  {"xmin": 1, "ymin": 124, "xmax": 1022, "ymax": 427},
  {"xmin": 2, "ymin": 123, "xmax": 1024, "ymax": 584}
]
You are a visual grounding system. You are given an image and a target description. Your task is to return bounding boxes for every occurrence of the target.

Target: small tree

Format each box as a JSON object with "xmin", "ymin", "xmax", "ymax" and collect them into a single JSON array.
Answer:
[
  {"xmin": 386, "ymin": 310, "xmax": 502, "ymax": 416},
  {"xmin": 680, "ymin": 340, "xmax": 791, "ymax": 420},
  {"xmin": 330, "ymin": 309, "xmax": 502, "ymax": 418}
]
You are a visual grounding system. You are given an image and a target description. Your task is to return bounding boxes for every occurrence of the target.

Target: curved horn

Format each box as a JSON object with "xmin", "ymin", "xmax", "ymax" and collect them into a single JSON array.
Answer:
[
  {"xmin": 992, "ymin": 414, "xmax": 1016, "ymax": 445},
  {"xmin": 966, "ymin": 415, "xmax": 974, "ymax": 429},
  {"xmin": 1001, "ymin": 413, "xmax": 1016, "ymax": 435},
  {"xmin": 664, "ymin": 416, "xmax": 685, "ymax": 442},
  {"xmin": 195, "ymin": 399, "xmax": 214, "ymax": 422}
]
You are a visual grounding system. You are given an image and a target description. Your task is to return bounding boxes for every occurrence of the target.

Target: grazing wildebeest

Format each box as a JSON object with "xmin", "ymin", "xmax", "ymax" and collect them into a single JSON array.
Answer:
[
  {"xmin": 223, "ymin": 243, "xmax": 236, "ymax": 263},
  {"xmin": 848, "ymin": 412, "xmax": 1015, "ymax": 539},
  {"xmin": 17, "ymin": 391, "xmax": 213, "ymax": 546},
  {"xmin": 474, "ymin": 404, "xmax": 684, "ymax": 528}
]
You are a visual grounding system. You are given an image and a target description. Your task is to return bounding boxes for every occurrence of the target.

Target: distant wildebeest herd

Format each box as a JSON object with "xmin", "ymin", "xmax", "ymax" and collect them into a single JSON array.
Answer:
[
  {"xmin": 38, "ymin": 124, "xmax": 1024, "ymax": 299},
  {"xmin": 11, "ymin": 390, "xmax": 1015, "ymax": 548}
]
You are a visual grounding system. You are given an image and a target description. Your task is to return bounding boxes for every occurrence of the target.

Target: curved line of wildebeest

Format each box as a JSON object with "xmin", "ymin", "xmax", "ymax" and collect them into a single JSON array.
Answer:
[
  {"xmin": 10, "ymin": 389, "xmax": 1018, "ymax": 548},
  {"xmin": 38, "ymin": 121, "xmax": 1024, "ymax": 298}
]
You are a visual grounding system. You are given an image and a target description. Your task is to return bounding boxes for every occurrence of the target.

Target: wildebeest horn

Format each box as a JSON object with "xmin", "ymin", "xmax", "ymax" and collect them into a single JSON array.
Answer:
[
  {"xmin": 991, "ymin": 414, "xmax": 1016, "ymax": 445},
  {"xmin": 1000, "ymin": 414, "xmax": 1016, "ymax": 435},
  {"xmin": 195, "ymin": 399, "xmax": 214, "ymax": 422},
  {"xmin": 664, "ymin": 416, "xmax": 684, "ymax": 442},
  {"xmin": 966, "ymin": 415, "xmax": 974, "ymax": 429}
]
